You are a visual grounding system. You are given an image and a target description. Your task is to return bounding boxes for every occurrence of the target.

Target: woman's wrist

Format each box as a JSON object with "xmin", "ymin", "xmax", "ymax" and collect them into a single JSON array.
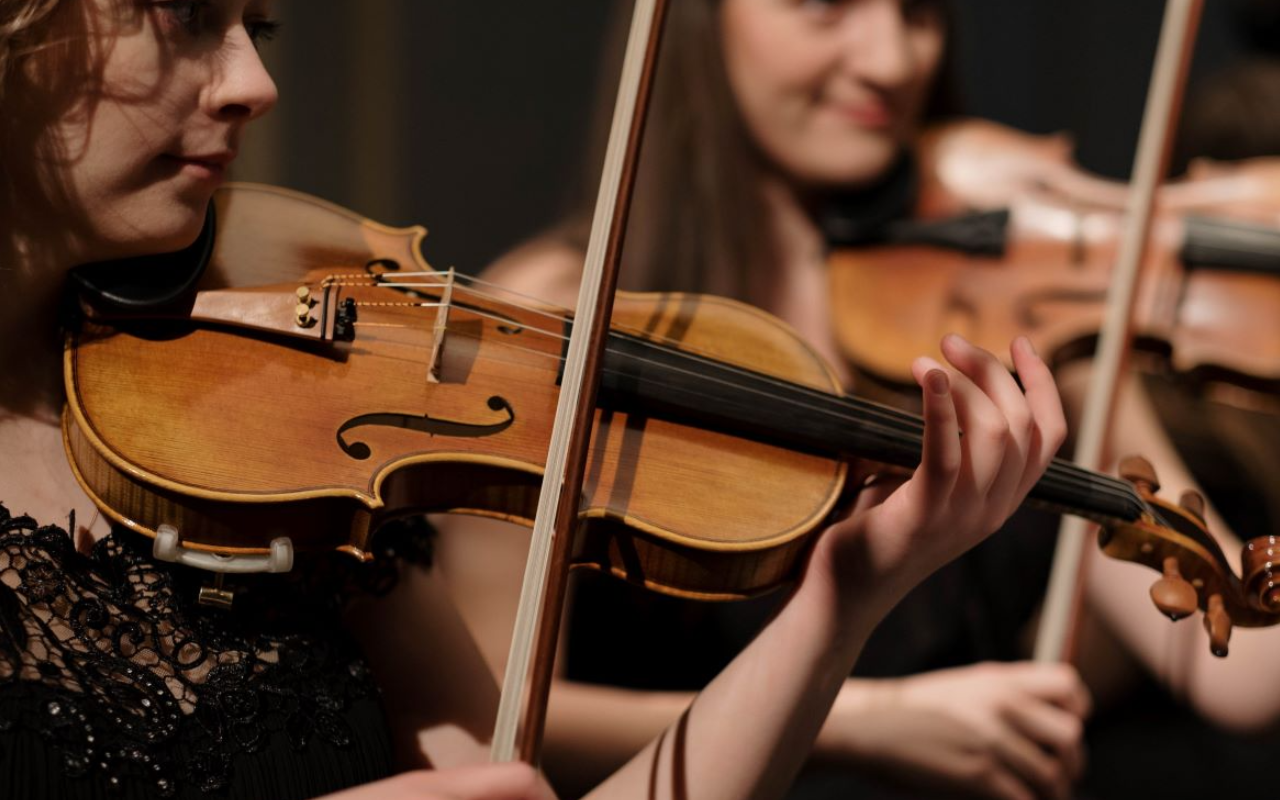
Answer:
[
  {"xmin": 801, "ymin": 517, "xmax": 914, "ymax": 632},
  {"xmin": 811, "ymin": 678, "xmax": 905, "ymax": 764}
]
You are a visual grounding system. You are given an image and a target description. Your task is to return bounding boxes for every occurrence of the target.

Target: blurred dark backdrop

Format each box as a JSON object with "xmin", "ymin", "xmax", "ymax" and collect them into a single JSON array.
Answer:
[{"xmin": 236, "ymin": 0, "xmax": 1273, "ymax": 277}]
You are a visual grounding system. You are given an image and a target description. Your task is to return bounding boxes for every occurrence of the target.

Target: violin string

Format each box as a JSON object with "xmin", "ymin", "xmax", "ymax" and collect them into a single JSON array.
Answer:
[
  {"xmin": 365, "ymin": 273, "xmax": 1147, "ymax": 513},
  {"xmin": 426, "ymin": 319, "xmax": 1145, "ymax": 519},
  {"xmin": 448, "ymin": 282, "xmax": 1150, "ymax": 511},
  {"xmin": 448, "ymin": 285, "xmax": 1143, "ymax": 513},
  {"xmin": 366, "ymin": 273, "xmax": 937, "ymax": 434},
  {"xmin": 389, "ymin": 279, "xmax": 938, "ymax": 432},
  {"xmin": 344, "ymin": 279, "xmax": 931, "ymax": 449},
  {"xmin": 340, "ymin": 272, "xmax": 1148, "ymax": 517}
]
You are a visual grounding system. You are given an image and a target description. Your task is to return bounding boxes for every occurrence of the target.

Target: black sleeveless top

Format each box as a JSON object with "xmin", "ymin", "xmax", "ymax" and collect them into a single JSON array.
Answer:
[{"xmin": 0, "ymin": 504, "xmax": 432, "ymax": 800}]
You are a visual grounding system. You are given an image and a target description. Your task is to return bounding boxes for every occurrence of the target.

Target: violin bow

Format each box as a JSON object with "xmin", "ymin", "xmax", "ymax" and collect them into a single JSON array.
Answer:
[
  {"xmin": 491, "ymin": 0, "xmax": 672, "ymax": 764},
  {"xmin": 1034, "ymin": 0, "xmax": 1205, "ymax": 663}
]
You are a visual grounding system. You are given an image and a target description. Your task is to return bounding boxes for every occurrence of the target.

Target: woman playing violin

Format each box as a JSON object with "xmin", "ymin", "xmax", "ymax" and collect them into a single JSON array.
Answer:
[
  {"xmin": 438, "ymin": 1, "xmax": 1280, "ymax": 799},
  {"xmin": 0, "ymin": 1, "xmax": 1064, "ymax": 798}
]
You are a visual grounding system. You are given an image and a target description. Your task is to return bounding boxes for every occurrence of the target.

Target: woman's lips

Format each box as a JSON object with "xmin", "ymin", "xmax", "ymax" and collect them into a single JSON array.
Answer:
[
  {"xmin": 165, "ymin": 152, "xmax": 234, "ymax": 182},
  {"xmin": 829, "ymin": 101, "xmax": 893, "ymax": 128}
]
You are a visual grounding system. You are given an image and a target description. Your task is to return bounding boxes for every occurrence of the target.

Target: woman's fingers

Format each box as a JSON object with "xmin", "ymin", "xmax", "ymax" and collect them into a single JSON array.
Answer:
[
  {"xmin": 988, "ymin": 718, "xmax": 1071, "ymax": 800},
  {"xmin": 930, "ymin": 335, "xmax": 1065, "ymax": 517},
  {"xmin": 941, "ymin": 335, "xmax": 1039, "ymax": 507},
  {"xmin": 941, "ymin": 334, "xmax": 1034, "ymax": 445},
  {"xmin": 1003, "ymin": 662, "xmax": 1091, "ymax": 781},
  {"xmin": 1007, "ymin": 661, "xmax": 1093, "ymax": 719},
  {"xmin": 910, "ymin": 364, "xmax": 962, "ymax": 513},
  {"xmin": 1004, "ymin": 699, "xmax": 1088, "ymax": 782},
  {"xmin": 1010, "ymin": 336, "xmax": 1067, "ymax": 490},
  {"xmin": 899, "ymin": 336, "xmax": 1064, "ymax": 558},
  {"xmin": 916, "ymin": 350, "xmax": 1010, "ymax": 500}
]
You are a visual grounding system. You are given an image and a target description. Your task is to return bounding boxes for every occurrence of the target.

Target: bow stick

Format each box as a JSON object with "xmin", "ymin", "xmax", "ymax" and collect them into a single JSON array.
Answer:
[
  {"xmin": 491, "ymin": 0, "xmax": 672, "ymax": 764},
  {"xmin": 1034, "ymin": 0, "xmax": 1205, "ymax": 663}
]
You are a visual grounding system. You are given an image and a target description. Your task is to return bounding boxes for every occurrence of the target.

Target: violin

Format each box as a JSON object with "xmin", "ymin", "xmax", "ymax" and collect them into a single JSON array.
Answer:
[
  {"xmin": 828, "ymin": 118, "xmax": 1280, "ymax": 396},
  {"xmin": 63, "ymin": 183, "xmax": 1280, "ymax": 653}
]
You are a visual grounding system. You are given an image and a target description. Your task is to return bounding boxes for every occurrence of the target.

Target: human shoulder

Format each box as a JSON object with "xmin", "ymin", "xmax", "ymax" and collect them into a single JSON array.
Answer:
[{"xmin": 480, "ymin": 238, "xmax": 585, "ymax": 310}]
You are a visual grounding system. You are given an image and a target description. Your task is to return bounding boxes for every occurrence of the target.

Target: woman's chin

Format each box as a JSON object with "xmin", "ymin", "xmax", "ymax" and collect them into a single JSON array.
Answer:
[
  {"xmin": 150, "ymin": 221, "xmax": 207, "ymax": 254},
  {"xmin": 783, "ymin": 138, "xmax": 903, "ymax": 191},
  {"xmin": 91, "ymin": 208, "xmax": 209, "ymax": 262}
]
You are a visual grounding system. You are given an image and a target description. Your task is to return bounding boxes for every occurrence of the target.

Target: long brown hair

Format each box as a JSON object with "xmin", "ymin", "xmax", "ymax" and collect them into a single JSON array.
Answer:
[
  {"xmin": 1172, "ymin": 57, "xmax": 1280, "ymax": 174},
  {"xmin": 0, "ymin": 0, "xmax": 62, "ymax": 99},
  {"xmin": 0, "ymin": 0, "xmax": 105, "ymax": 415},
  {"xmin": 550, "ymin": 0, "xmax": 959, "ymax": 304},
  {"xmin": 1, "ymin": 0, "xmax": 105, "ymax": 230}
]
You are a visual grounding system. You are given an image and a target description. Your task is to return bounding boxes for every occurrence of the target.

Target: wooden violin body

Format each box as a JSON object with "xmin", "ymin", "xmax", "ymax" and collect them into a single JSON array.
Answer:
[
  {"xmin": 65, "ymin": 183, "xmax": 845, "ymax": 600},
  {"xmin": 64, "ymin": 183, "xmax": 1280, "ymax": 648},
  {"xmin": 831, "ymin": 119, "xmax": 1280, "ymax": 394}
]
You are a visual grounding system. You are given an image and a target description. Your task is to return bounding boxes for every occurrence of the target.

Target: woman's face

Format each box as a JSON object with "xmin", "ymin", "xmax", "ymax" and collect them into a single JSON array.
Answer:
[
  {"xmin": 720, "ymin": 0, "xmax": 945, "ymax": 189},
  {"xmin": 37, "ymin": 0, "xmax": 278, "ymax": 261}
]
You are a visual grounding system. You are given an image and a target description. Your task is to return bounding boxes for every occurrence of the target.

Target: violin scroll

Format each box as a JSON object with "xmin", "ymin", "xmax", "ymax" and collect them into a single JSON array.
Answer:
[
  {"xmin": 1103, "ymin": 454, "xmax": 1280, "ymax": 657},
  {"xmin": 1242, "ymin": 536, "xmax": 1280, "ymax": 614}
]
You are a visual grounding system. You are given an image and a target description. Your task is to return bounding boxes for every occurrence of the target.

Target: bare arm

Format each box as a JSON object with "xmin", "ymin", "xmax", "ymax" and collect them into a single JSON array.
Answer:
[
  {"xmin": 426, "ymin": 332, "xmax": 1066, "ymax": 800},
  {"xmin": 434, "ymin": 526, "xmax": 1089, "ymax": 800},
  {"xmin": 585, "ymin": 335, "xmax": 1066, "ymax": 800},
  {"xmin": 437, "ymin": 245, "xmax": 1081, "ymax": 800}
]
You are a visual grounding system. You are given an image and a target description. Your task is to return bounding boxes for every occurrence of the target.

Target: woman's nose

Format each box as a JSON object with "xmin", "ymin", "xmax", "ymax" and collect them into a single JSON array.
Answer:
[
  {"xmin": 206, "ymin": 29, "xmax": 279, "ymax": 121},
  {"xmin": 841, "ymin": 0, "xmax": 915, "ymax": 90}
]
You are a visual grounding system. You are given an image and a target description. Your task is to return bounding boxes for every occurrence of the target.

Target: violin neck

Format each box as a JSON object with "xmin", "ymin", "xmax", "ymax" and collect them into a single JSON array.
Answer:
[{"xmin": 594, "ymin": 331, "xmax": 1145, "ymax": 527}]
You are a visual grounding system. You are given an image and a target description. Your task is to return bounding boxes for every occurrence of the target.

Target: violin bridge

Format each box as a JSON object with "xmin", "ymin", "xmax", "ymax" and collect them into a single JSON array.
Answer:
[{"xmin": 426, "ymin": 267, "xmax": 455, "ymax": 384}]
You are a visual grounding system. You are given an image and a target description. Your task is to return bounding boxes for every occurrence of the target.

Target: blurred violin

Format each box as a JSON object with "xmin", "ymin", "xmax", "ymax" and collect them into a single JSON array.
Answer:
[
  {"xmin": 62, "ymin": 183, "xmax": 1280, "ymax": 657},
  {"xmin": 827, "ymin": 118, "xmax": 1280, "ymax": 396}
]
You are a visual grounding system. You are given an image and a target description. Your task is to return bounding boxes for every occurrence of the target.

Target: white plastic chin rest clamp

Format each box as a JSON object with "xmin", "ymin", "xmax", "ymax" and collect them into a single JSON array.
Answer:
[{"xmin": 152, "ymin": 524, "xmax": 295, "ymax": 574}]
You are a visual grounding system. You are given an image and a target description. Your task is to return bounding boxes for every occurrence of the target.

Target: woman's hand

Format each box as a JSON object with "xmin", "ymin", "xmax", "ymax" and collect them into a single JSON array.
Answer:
[
  {"xmin": 317, "ymin": 763, "xmax": 556, "ymax": 800},
  {"xmin": 810, "ymin": 335, "xmax": 1065, "ymax": 619},
  {"xmin": 826, "ymin": 663, "xmax": 1091, "ymax": 800}
]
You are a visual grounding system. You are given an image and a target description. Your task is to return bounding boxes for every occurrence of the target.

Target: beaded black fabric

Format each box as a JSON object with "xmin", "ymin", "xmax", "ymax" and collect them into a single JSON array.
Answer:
[{"xmin": 0, "ymin": 504, "xmax": 432, "ymax": 799}]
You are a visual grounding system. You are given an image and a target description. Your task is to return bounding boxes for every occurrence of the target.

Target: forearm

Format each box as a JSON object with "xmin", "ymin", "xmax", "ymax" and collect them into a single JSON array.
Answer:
[
  {"xmin": 809, "ymin": 677, "xmax": 899, "ymax": 766},
  {"xmin": 585, "ymin": 543, "xmax": 879, "ymax": 800},
  {"xmin": 544, "ymin": 644, "xmax": 903, "ymax": 786},
  {"xmin": 543, "ymin": 683, "xmax": 694, "ymax": 797}
]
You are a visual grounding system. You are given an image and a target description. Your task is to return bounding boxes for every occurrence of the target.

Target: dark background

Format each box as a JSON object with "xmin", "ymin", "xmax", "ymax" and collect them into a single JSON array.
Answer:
[{"xmin": 236, "ymin": 0, "xmax": 1272, "ymax": 277}]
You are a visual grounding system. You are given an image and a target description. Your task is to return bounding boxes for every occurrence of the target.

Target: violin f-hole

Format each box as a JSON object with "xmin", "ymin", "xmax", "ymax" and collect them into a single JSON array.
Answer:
[{"xmin": 336, "ymin": 395, "xmax": 516, "ymax": 460}]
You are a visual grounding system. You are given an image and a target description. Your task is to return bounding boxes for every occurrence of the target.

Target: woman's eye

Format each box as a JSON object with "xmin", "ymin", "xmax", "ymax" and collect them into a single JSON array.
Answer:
[
  {"xmin": 799, "ymin": 0, "xmax": 846, "ymax": 24},
  {"xmin": 153, "ymin": 0, "xmax": 211, "ymax": 35},
  {"xmin": 245, "ymin": 17, "xmax": 282, "ymax": 47}
]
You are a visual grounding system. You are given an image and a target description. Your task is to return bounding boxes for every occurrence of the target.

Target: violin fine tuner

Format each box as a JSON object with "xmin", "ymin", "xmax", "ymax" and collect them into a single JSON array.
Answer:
[{"xmin": 295, "ymin": 285, "xmax": 316, "ymax": 328}]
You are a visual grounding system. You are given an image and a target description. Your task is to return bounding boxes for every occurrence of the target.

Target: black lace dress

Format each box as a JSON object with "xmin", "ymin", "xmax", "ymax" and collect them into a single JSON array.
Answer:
[{"xmin": 0, "ymin": 503, "xmax": 430, "ymax": 800}]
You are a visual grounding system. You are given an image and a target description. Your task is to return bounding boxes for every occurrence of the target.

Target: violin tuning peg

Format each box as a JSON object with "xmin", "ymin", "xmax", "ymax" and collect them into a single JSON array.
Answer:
[
  {"xmin": 1119, "ymin": 455, "xmax": 1160, "ymax": 497},
  {"xmin": 1179, "ymin": 489, "xmax": 1207, "ymax": 524},
  {"xmin": 1204, "ymin": 594, "xmax": 1232, "ymax": 658},
  {"xmin": 1150, "ymin": 556, "xmax": 1198, "ymax": 621}
]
